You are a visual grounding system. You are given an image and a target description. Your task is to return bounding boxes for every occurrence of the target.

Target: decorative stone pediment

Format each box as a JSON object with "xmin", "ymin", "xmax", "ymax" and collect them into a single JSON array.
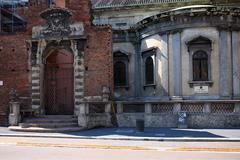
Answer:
[
  {"xmin": 40, "ymin": 8, "xmax": 72, "ymax": 36},
  {"xmin": 32, "ymin": 8, "xmax": 84, "ymax": 39}
]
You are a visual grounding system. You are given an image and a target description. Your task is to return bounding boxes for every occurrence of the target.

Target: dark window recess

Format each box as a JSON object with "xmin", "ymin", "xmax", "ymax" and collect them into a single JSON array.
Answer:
[
  {"xmin": 145, "ymin": 56, "xmax": 154, "ymax": 84},
  {"xmin": 114, "ymin": 61, "xmax": 127, "ymax": 86},
  {"xmin": 193, "ymin": 51, "xmax": 208, "ymax": 81},
  {"xmin": 123, "ymin": 104, "xmax": 145, "ymax": 113},
  {"xmin": 116, "ymin": 23, "xmax": 127, "ymax": 27}
]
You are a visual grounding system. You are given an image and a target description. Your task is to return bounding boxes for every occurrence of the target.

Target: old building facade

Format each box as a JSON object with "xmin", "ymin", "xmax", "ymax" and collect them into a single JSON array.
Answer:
[
  {"xmin": 0, "ymin": 0, "xmax": 240, "ymax": 130},
  {"xmin": 92, "ymin": 0, "xmax": 240, "ymax": 128},
  {"xmin": 0, "ymin": 0, "xmax": 113, "ymax": 129}
]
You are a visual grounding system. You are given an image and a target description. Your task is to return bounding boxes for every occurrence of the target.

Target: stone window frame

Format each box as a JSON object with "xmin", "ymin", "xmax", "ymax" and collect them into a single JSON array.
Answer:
[
  {"xmin": 141, "ymin": 47, "xmax": 157, "ymax": 89},
  {"xmin": 187, "ymin": 36, "xmax": 213, "ymax": 87},
  {"xmin": 113, "ymin": 51, "xmax": 130, "ymax": 89}
]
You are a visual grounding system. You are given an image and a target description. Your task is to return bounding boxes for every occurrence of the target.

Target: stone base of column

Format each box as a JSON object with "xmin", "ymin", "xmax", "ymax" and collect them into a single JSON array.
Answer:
[
  {"xmin": 171, "ymin": 96, "xmax": 183, "ymax": 101},
  {"xmin": 233, "ymin": 96, "xmax": 240, "ymax": 100}
]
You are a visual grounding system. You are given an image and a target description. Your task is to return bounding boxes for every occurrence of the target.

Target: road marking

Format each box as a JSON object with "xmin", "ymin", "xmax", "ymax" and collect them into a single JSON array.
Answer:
[
  {"xmin": 168, "ymin": 147, "xmax": 240, "ymax": 152},
  {"xmin": 17, "ymin": 142, "xmax": 158, "ymax": 151}
]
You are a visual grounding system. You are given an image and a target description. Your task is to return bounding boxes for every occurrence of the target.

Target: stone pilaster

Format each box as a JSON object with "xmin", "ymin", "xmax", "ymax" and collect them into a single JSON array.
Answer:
[
  {"xmin": 105, "ymin": 103, "xmax": 111, "ymax": 113},
  {"xmin": 170, "ymin": 32, "xmax": 182, "ymax": 99},
  {"xmin": 173, "ymin": 103, "xmax": 181, "ymax": 113},
  {"xmin": 161, "ymin": 34, "xmax": 169, "ymax": 97},
  {"xmin": 116, "ymin": 102, "xmax": 123, "ymax": 113},
  {"xmin": 203, "ymin": 103, "xmax": 211, "ymax": 113},
  {"xmin": 234, "ymin": 103, "xmax": 240, "ymax": 113},
  {"xmin": 232, "ymin": 31, "xmax": 240, "ymax": 99},
  {"xmin": 74, "ymin": 51, "xmax": 85, "ymax": 114},
  {"xmin": 31, "ymin": 66, "xmax": 41, "ymax": 111},
  {"xmin": 78, "ymin": 103, "xmax": 89, "ymax": 127},
  {"xmin": 145, "ymin": 103, "xmax": 152, "ymax": 114},
  {"xmin": 219, "ymin": 30, "xmax": 232, "ymax": 98}
]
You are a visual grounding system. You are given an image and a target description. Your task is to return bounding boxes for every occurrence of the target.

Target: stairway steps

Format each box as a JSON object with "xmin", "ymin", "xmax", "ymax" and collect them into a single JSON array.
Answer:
[
  {"xmin": 8, "ymin": 115, "xmax": 83, "ymax": 133},
  {"xmin": 37, "ymin": 115, "xmax": 77, "ymax": 119},
  {"xmin": 23, "ymin": 118, "xmax": 78, "ymax": 123},
  {"xmin": 19, "ymin": 122, "xmax": 78, "ymax": 128},
  {"xmin": 8, "ymin": 126, "xmax": 84, "ymax": 133}
]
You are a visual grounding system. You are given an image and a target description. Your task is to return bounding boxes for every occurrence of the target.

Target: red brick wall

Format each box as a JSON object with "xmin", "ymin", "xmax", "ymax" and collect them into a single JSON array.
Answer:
[
  {"xmin": 66, "ymin": 0, "xmax": 92, "ymax": 25},
  {"xmin": 84, "ymin": 26, "xmax": 113, "ymax": 96},
  {"xmin": 55, "ymin": 0, "xmax": 66, "ymax": 8},
  {"xmin": 0, "ymin": 0, "xmax": 113, "ymax": 125},
  {"xmin": 0, "ymin": 34, "xmax": 30, "ymax": 125}
]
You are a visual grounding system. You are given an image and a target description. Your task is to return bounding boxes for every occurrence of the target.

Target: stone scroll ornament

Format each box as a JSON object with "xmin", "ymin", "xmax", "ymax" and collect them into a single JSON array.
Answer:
[{"xmin": 40, "ymin": 8, "xmax": 72, "ymax": 36}]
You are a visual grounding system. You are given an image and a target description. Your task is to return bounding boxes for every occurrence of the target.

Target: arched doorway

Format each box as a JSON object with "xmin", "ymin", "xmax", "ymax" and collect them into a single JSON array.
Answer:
[{"xmin": 44, "ymin": 49, "xmax": 74, "ymax": 115}]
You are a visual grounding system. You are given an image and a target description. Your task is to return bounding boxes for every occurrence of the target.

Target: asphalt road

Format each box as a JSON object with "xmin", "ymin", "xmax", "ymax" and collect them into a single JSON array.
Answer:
[{"xmin": 0, "ymin": 137, "xmax": 240, "ymax": 160}]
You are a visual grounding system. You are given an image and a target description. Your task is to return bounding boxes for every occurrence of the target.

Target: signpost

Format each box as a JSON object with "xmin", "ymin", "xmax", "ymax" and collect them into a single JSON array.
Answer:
[{"xmin": 178, "ymin": 111, "xmax": 188, "ymax": 128}]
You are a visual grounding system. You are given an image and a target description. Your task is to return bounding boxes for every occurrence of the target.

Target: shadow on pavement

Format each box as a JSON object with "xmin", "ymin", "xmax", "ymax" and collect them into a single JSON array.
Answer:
[{"xmin": 64, "ymin": 127, "xmax": 225, "ymax": 138}]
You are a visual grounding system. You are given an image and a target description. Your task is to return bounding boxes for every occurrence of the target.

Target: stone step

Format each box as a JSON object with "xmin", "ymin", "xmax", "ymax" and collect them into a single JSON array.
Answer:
[
  {"xmin": 8, "ymin": 126, "xmax": 84, "ymax": 133},
  {"xmin": 37, "ymin": 115, "xmax": 77, "ymax": 119},
  {"xmin": 19, "ymin": 122, "xmax": 78, "ymax": 128},
  {"xmin": 23, "ymin": 118, "xmax": 78, "ymax": 123}
]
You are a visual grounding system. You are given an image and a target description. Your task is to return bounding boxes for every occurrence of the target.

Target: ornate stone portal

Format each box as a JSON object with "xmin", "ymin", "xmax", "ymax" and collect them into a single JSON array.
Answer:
[{"xmin": 29, "ymin": 8, "xmax": 86, "ymax": 115}]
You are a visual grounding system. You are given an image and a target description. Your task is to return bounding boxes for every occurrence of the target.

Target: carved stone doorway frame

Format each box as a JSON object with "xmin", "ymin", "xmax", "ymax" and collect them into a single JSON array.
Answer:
[
  {"xmin": 27, "ymin": 8, "xmax": 86, "ymax": 115},
  {"xmin": 28, "ymin": 38, "xmax": 85, "ymax": 115}
]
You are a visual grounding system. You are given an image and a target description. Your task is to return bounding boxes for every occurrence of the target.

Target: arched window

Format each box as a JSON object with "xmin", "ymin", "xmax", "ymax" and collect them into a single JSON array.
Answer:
[
  {"xmin": 193, "ymin": 51, "xmax": 208, "ymax": 81},
  {"xmin": 114, "ymin": 61, "xmax": 127, "ymax": 86},
  {"xmin": 145, "ymin": 56, "xmax": 154, "ymax": 85}
]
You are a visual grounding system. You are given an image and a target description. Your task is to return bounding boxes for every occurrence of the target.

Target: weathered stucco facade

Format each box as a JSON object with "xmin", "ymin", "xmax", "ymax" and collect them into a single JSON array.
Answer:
[{"xmin": 92, "ymin": 1, "xmax": 240, "ymax": 128}]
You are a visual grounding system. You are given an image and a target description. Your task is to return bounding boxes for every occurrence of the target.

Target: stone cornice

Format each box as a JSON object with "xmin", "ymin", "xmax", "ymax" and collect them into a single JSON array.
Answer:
[
  {"xmin": 135, "ymin": 5, "xmax": 240, "ymax": 29},
  {"xmin": 133, "ymin": 5, "xmax": 240, "ymax": 39}
]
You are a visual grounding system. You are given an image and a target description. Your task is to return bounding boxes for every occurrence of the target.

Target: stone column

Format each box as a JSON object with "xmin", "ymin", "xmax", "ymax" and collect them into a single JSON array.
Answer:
[
  {"xmin": 219, "ymin": 30, "xmax": 232, "ymax": 98},
  {"xmin": 232, "ymin": 31, "xmax": 240, "ymax": 99},
  {"xmin": 161, "ymin": 34, "xmax": 169, "ymax": 97}
]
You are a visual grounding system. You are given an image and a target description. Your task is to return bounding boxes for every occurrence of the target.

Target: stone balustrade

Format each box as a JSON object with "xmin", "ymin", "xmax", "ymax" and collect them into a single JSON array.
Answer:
[
  {"xmin": 116, "ymin": 101, "xmax": 240, "ymax": 128},
  {"xmin": 77, "ymin": 102, "xmax": 113, "ymax": 128}
]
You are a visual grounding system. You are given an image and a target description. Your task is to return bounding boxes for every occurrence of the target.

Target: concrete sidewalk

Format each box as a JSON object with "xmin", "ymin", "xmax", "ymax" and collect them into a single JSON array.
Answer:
[{"xmin": 0, "ymin": 127, "xmax": 240, "ymax": 142}]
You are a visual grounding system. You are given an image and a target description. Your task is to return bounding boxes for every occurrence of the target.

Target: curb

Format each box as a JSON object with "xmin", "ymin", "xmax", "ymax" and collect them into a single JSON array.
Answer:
[{"xmin": 1, "ymin": 134, "xmax": 240, "ymax": 142}]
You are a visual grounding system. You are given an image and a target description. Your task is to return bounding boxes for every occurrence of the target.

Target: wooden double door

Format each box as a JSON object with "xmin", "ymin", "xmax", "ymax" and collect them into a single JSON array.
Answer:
[{"xmin": 45, "ymin": 49, "xmax": 74, "ymax": 115}]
